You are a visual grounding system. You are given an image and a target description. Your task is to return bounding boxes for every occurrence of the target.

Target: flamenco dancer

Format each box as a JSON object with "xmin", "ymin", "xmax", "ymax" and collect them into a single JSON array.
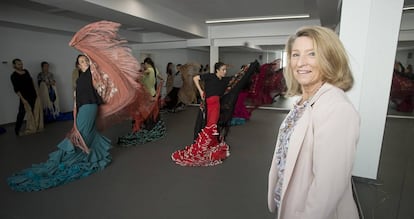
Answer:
[
  {"xmin": 390, "ymin": 61, "xmax": 414, "ymax": 112},
  {"xmin": 248, "ymin": 59, "xmax": 286, "ymax": 106},
  {"xmin": 117, "ymin": 57, "xmax": 167, "ymax": 147},
  {"xmin": 7, "ymin": 21, "xmax": 151, "ymax": 192},
  {"xmin": 171, "ymin": 61, "xmax": 259, "ymax": 166},
  {"xmin": 229, "ymin": 65, "xmax": 252, "ymax": 126}
]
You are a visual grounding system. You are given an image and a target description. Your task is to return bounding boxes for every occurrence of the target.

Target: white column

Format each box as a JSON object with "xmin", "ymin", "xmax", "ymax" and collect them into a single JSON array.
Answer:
[
  {"xmin": 340, "ymin": 0, "xmax": 404, "ymax": 179},
  {"xmin": 210, "ymin": 40, "xmax": 219, "ymax": 72}
]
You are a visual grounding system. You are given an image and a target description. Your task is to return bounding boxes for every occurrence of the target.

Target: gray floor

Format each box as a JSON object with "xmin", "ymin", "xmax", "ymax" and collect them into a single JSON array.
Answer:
[
  {"xmin": 0, "ymin": 107, "xmax": 282, "ymax": 219},
  {"xmin": 353, "ymin": 116, "xmax": 414, "ymax": 219},
  {"xmin": 0, "ymin": 102, "xmax": 413, "ymax": 219}
]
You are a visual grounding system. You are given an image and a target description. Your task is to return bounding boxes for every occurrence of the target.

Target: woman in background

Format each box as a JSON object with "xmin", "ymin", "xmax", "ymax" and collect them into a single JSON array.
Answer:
[
  {"xmin": 165, "ymin": 62, "xmax": 174, "ymax": 96},
  {"xmin": 171, "ymin": 61, "xmax": 259, "ymax": 166},
  {"xmin": 10, "ymin": 58, "xmax": 43, "ymax": 136},
  {"xmin": 177, "ymin": 63, "xmax": 199, "ymax": 109},
  {"xmin": 171, "ymin": 62, "xmax": 230, "ymax": 166},
  {"xmin": 38, "ymin": 61, "xmax": 72, "ymax": 122},
  {"xmin": 117, "ymin": 57, "xmax": 166, "ymax": 147}
]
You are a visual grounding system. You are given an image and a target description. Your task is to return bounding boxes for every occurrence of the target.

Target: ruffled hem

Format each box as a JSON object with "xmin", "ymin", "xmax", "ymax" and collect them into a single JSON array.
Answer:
[
  {"xmin": 117, "ymin": 120, "xmax": 166, "ymax": 147},
  {"xmin": 171, "ymin": 125, "xmax": 230, "ymax": 167},
  {"xmin": 7, "ymin": 136, "xmax": 111, "ymax": 192}
]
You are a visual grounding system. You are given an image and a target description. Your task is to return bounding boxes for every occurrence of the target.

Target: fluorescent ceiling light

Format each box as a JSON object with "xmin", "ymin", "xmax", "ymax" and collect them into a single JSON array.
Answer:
[
  {"xmin": 403, "ymin": 6, "xmax": 414, "ymax": 11},
  {"xmin": 126, "ymin": 27, "xmax": 144, "ymax": 31},
  {"xmin": 206, "ymin": 14, "xmax": 310, "ymax": 24}
]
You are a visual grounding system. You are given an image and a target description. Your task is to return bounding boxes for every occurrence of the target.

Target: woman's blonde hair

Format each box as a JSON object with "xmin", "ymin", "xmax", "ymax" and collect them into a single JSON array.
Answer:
[{"xmin": 284, "ymin": 26, "xmax": 354, "ymax": 96}]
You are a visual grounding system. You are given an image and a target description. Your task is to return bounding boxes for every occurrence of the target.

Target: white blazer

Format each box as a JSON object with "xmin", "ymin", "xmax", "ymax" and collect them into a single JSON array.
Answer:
[{"xmin": 268, "ymin": 83, "xmax": 360, "ymax": 219}]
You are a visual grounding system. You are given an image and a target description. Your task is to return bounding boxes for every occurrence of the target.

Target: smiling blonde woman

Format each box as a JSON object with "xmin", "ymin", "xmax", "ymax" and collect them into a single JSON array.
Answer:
[{"xmin": 268, "ymin": 26, "xmax": 360, "ymax": 219}]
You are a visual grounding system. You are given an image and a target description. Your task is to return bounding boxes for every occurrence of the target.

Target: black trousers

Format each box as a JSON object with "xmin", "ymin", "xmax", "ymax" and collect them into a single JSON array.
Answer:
[{"xmin": 165, "ymin": 87, "xmax": 180, "ymax": 109}]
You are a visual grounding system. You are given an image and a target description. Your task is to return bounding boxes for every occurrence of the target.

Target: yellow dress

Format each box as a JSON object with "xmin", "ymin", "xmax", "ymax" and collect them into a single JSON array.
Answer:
[{"xmin": 142, "ymin": 67, "xmax": 156, "ymax": 96}]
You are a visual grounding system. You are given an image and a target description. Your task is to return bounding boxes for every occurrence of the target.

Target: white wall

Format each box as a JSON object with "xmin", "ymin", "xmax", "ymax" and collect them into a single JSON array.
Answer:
[
  {"xmin": 220, "ymin": 50, "xmax": 283, "ymax": 75},
  {"xmin": 135, "ymin": 48, "xmax": 209, "ymax": 75},
  {"xmin": 185, "ymin": 49, "xmax": 210, "ymax": 68},
  {"xmin": 134, "ymin": 48, "xmax": 209, "ymax": 97},
  {"xmin": 0, "ymin": 26, "xmax": 80, "ymax": 125},
  {"xmin": 220, "ymin": 51, "xmax": 262, "ymax": 75},
  {"xmin": 396, "ymin": 50, "xmax": 409, "ymax": 65},
  {"xmin": 408, "ymin": 50, "xmax": 414, "ymax": 67},
  {"xmin": 340, "ymin": 0, "xmax": 404, "ymax": 179},
  {"xmin": 137, "ymin": 48, "xmax": 279, "ymax": 77},
  {"xmin": 396, "ymin": 49, "xmax": 414, "ymax": 67}
]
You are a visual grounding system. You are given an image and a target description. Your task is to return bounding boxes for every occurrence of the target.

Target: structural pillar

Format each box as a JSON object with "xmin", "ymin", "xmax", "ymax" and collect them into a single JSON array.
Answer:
[{"xmin": 340, "ymin": 0, "xmax": 404, "ymax": 179}]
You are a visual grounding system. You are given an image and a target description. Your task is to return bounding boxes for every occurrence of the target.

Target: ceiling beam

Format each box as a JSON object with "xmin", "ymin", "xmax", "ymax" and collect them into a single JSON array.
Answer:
[
  {"xmin": 84, "ymin": 0, "xmax": 208, "ymax": 38},
  {"xmin": 316, "ymin": 0, "xmax": 341, "ymax": 28}
]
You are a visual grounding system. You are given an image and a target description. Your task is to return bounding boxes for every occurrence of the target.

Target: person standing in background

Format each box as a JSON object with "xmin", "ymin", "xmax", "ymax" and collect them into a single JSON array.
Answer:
[
  {"xmin": 164, "ymin": 63, "xmax": 183, "ymax": 112},
  {"xmin": 142, "ymin": 57, "xmax": 158, "ymax": 97},
  {"xmin": 142, "ymin": 57, "xmax": 162, "ymax": 130},
  {"xmin": 10, "ymin": 58, "xmax": 43, "ymax": 136},
  {"xmin": 162, "ymin": 62, "xmax": 174, "ymax": 109},
  {"xmin": 165, "ymin": 62, "xmax": 174, "ymax": 96},
  {"xmin": 37, "ymin": 61, "xmax": 60, "ymax": 121},
  {"xmin": 177, "ymin": 63, "xmax": 199, "ymax": 107},
  {"xmin": 117, "ymin": 57, "xmax": 167, "ymax": 146}
]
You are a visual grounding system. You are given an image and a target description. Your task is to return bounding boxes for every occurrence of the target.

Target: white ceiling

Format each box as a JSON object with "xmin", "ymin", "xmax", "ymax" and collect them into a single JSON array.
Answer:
[
  {"xmin": 1, "ymin": 0, "xmax": 413, "ymax": 46},
  {"xmin": 0, "ymin": 0, "xmax": 338, "ymax": 41}
]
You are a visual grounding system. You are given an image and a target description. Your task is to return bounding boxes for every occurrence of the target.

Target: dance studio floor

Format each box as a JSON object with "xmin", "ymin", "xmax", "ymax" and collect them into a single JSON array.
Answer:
[{"xmin": 0, "ymin": 103, "xmax": 413, "ymax": 219}]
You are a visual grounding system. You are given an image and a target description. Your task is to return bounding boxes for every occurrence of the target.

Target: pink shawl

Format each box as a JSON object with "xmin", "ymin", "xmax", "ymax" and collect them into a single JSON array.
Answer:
[{"xmin": 68, "ymin": 20, "xmax": 153, "ymax": 153}]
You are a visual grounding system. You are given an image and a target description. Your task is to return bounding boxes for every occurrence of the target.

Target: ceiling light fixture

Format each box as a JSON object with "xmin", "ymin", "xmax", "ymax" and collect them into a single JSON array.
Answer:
[
  {"xmin": 205, "ymin": 14, "xmax": 310, "ymax": 24},
  {"xmin": 126, "ymin": 27, "xmax": 144, "ymax": 31},
  {"xmin": 403, "ymin": 6, "xmax": 414, "ymax": 11}
]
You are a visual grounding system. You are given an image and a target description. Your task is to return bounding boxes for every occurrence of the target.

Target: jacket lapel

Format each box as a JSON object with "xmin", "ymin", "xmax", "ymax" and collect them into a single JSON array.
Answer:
[
  {"xmin": 280, "ymin": 83, "xmax": 332, "ymax": 197},
  {"xmin": 281, "ymin": 107, "xmax": 310, "ymax": 195}
]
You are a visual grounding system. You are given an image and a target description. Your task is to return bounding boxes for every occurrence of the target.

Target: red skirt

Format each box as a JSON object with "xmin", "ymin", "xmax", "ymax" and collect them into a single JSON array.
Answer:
[
  {"xmin": 206, "ymin": 96, "xmax": 220, "ymax": 127},
  {"xmin": 171, "ymin": 124, "xmax": 230, "ymax": 166}
]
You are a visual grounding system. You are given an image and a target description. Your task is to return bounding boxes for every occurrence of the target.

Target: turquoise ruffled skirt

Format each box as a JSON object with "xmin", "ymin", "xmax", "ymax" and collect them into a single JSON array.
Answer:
[
  {"xmin": 7, "ymin": 104, "xmax": 111, "ymax": 192},
  {"xmin": 117, "ymin": 119, "xmax": 166, "ymax": 147}
]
